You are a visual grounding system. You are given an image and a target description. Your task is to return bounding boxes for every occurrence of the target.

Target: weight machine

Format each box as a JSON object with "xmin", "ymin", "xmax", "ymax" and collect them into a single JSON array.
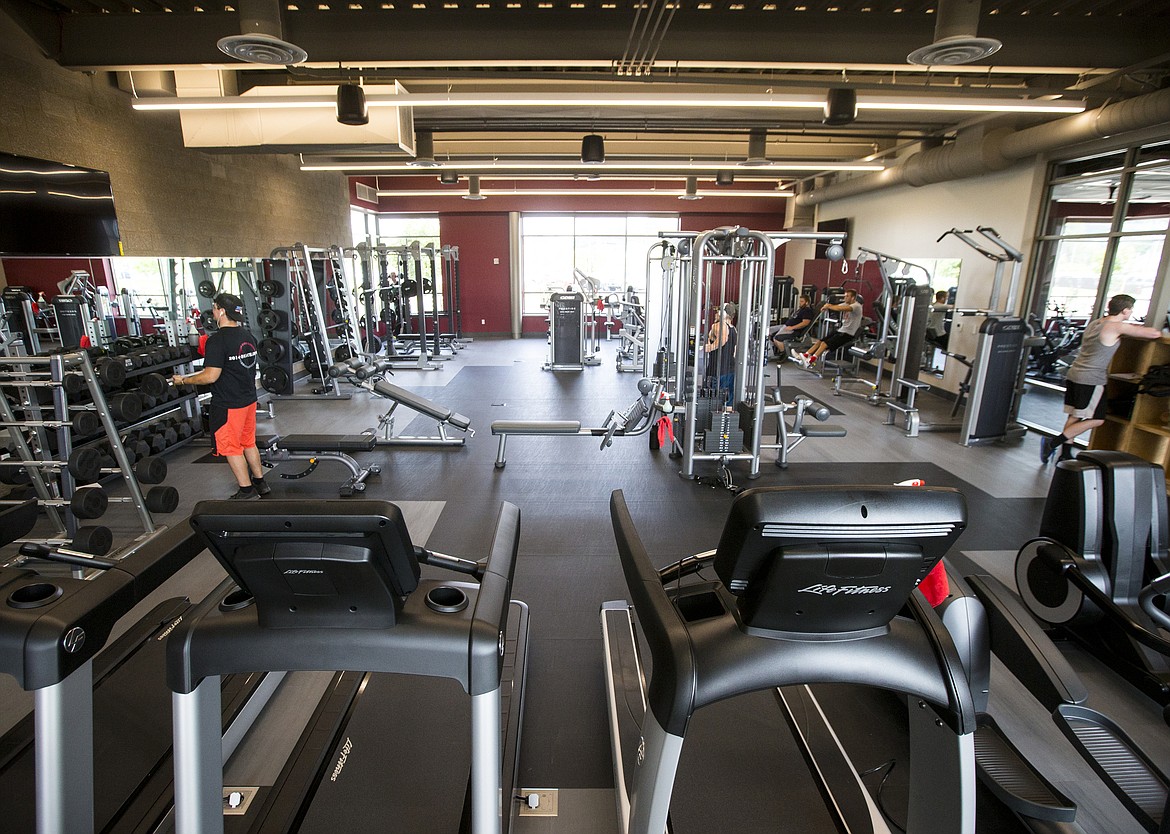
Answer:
[
  {"xmin": 658, "ymin": 227, "xmax": 846, "ymax": 486},
  {"xmin": 880, "ymin": 227, "xmax": 1030, "ymax": 445},
  {"xmin": 381, "ymin": 241, "xmax": 443, "ymax": 371}
]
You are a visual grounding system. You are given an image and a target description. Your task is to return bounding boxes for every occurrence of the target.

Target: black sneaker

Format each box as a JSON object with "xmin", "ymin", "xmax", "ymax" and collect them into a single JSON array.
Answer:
[
  {"xmin": 1059, "ymin": 443, "xmax": 1075, "ymax": 462},
  {"xmin": 230, "ymin": 488, "xmax": 260, "ymax": 500},
  {"xmin": 1040, "ymin": 436, "xmax": 1057, "ymax": 464},
  {"xmin": 252, "ymin": 477, "xmax": 271, "ymax": 496}
]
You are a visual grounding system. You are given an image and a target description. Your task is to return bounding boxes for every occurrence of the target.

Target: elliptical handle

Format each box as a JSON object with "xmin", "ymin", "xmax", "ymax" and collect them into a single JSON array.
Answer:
[{"xmin": 1139, "ymin": 573, "xmax": 1170, "ymax": 633}]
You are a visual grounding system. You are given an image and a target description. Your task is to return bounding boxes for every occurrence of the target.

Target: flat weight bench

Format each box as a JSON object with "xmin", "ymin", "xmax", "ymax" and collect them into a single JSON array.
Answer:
[
  {"xmin": 885, "ymin": 377, "xmax": 931, "ymax": 437},
  {"xmin": 491, "ymin": 379, "xmax": 666, "ymax": 470},
  {"xmin": 258, "ymin": 434, "xmax": 380, "ymax": 496},
  {"xmin": 490, "ymin": 421, "xmax": 583, "ymax": 469},
  {"xmin": 366, "ymin": 379, "xmax": 474, "ymax": 447}
]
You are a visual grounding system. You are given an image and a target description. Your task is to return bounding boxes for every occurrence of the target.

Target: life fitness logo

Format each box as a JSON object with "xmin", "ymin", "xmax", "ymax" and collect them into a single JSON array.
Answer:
[{"xmin": 233, "ymin": 341, "xmax": 259, "ymax": 370}]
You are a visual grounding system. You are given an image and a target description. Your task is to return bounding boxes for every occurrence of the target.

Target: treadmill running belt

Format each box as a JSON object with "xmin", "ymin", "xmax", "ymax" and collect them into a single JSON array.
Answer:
[{"xmin": 255, "ymin": 601, "xmax": 529, "ymax": 833}]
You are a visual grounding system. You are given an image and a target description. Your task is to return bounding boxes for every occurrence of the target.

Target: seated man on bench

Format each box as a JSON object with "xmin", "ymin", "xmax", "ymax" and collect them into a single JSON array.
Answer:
[{"xmin": 792, "ymin": 289, "xmax": 862, "ymax": 369}]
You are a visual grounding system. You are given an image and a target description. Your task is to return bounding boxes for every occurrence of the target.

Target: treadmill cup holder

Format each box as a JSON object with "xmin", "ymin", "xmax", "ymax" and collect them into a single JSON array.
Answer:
[
  {"xmin": 425, "ymin": 585, "xmax": 469, "ymax": 614},
  {"xmin": 219, "ymin": 587, "xmax": 255, "ymax": 613},
  {"xmin": 7, "ymin": 581, "xmax": 63, "ymax": 609}
]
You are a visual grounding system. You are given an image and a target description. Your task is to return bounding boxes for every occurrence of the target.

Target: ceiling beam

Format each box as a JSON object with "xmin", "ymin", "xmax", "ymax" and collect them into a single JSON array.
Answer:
[{"xmin": 46, "ymin": 10, "xmax": 1162, "ymax": 71}]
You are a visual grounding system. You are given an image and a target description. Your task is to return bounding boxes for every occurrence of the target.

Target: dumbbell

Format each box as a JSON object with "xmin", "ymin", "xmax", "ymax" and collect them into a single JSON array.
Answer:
[
  {"xmin": 136, "ymin": 373, "xmax": 198, "ymax": 400},
  {"xmin": 67, "ymin": 391, "xmax": 142, "ymax": 424},
  {"xmin": 0, "ymin": 411, "xmax": 103, "ymax": 438},
  {"xmin": 0, "ymin": 485, "xmax": 109, "ymax": 519},
  {"xmin": 19, "ymin": 529, "xmax": 115, "ymax": 561},
  {"xmin": 0, "ymin": 448, "xmax": 167, "ymax": 486}
]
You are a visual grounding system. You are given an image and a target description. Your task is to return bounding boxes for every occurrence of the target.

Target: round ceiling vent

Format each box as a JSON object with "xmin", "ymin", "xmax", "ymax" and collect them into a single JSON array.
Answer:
[
  {"xmin": 216, "ymin": 33, "xmax": 309, "ymax": 65},
  {"xmin": 906, "ymin": 36, "xmax": 1002, "ymax": 66}
]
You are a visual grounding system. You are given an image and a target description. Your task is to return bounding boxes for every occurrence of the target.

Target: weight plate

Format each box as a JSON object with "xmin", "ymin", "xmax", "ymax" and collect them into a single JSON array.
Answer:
[
  {"xmin": 197, "ymin": 280, "xmax": 216, "ymax": 299},
  {"xmin": 260, "ymin": 366, "xmax": 290, "ymax": 394},
  {"xmin": 258, "ymin": 338, "xmax": 287, "ymax": 364}
]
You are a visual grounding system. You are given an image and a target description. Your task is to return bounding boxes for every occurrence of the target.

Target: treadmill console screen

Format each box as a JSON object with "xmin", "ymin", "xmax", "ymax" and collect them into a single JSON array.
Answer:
[
  {"xmin": 190, "ymin": 499, "xmax": 421, "ymax": 629},
  {"xmin": 712, "ymin": 486, "xmax": 967, "ymax": 634}
]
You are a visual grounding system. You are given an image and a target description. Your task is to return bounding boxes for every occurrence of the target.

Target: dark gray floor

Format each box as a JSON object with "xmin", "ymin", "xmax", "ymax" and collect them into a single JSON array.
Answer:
[{"xmin": 2, "ymin": 335, "xmax": 1166, "ymax": 833}]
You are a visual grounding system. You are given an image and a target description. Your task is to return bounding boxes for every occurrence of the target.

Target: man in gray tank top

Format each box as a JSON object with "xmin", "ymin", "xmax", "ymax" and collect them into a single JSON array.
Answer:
[{"xmin": 1041, "ymin": 293, "xmax": 1163, "ymax": 463}]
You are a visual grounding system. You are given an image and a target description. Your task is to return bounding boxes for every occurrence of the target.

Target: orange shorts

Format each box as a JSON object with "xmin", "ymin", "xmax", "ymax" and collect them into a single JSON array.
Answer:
[{"xmin": 210, "ymin": 403, "xmax": 257, "ymax": 457}]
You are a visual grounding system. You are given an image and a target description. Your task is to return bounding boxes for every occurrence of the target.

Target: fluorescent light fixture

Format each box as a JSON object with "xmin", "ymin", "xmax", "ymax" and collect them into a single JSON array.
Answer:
[
  {"xmin": 375, "ymin": 188, "xmax": 794, "ymax": 198},
  {"xmin": 132, "ymin": 90, "xmax": 1086, "ymax": 114},
  {"xmin": 302, "ymin": 159, "xmax": 885, "ymax": 172}
]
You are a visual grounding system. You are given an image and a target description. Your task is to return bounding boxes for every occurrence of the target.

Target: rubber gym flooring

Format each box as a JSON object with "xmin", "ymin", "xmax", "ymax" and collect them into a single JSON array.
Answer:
[{"xmin": 1, "ymin": 334, "xmax": 1167, "ymax": 833}]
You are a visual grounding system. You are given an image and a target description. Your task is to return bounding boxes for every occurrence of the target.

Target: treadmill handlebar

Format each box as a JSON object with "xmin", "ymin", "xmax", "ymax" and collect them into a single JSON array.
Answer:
[
  {"xmin": 905, "ymin": 591, "xmax": 978, "ymax": 736},
  {"xmin": 609, "ymin": 488, "xmax": 978, "ymax": 738},
  {"xmin": 417, "ymin": 547, "xmax": 486, "ymax": 582},
  {"xmin": 18, "ymin": 541, "xmax": 118, "ymax": 571}
]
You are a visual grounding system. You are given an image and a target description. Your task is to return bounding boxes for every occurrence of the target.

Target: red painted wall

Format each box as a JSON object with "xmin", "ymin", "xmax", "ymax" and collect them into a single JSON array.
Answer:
[
  {"xmin": 2, "ymin": 257, "xmax": 115, "ymax": 298},
  {"xmin": 438, "ymin": 213, "xmax": 512, "ymax": 334}
]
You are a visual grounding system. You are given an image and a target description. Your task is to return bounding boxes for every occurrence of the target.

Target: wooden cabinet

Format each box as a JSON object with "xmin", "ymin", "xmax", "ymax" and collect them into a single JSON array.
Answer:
[{"xmin": 1091, "ymin": 334, "xmax": 1170, "ymax": 487}]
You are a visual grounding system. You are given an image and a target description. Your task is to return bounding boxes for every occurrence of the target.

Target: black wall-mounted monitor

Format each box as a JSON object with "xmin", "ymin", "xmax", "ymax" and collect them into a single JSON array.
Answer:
[{"xmin": 0, "ymin": 152, "xmax": 122, "ymax": 256}]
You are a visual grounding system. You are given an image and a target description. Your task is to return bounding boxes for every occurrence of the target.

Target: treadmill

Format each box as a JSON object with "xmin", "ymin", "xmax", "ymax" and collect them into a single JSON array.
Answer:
[
  {"xmin": 601, "ymin": 485, "xmax": 979, "ymax": 834},
  {"xmin": 167, "ymin": 499, "xmax": 529, "ymax": 834},
  {"xmin": 0, "ymin": 502, "xmax": 280, "ymax": 834}
]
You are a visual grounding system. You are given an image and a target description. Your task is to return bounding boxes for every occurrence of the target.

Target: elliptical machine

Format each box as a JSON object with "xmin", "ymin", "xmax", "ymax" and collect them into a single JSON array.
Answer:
[{"xmin": 1015, "ymin": 450, "xmax": 1170, "ymax": 714}]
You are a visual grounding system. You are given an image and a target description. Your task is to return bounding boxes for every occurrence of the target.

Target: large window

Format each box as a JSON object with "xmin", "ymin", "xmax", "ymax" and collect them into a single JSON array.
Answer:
[
  {"xmin": 1032, "ymin": 143, "xmax": 1170, "ymax": 327},
  {"xmin": 1020, "ymin": 140, "xmax": 1170, "ymax": 434},
  {"xmin": 520, "ymin": 213, "xmax": 679, "ymax": 314}
]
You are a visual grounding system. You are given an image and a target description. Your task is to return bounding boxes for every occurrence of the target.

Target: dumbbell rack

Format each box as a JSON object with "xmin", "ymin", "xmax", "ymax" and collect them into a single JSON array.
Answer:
[{"xmin": 0, "ymin": 351, "xmax": 157, "ymax": 547}]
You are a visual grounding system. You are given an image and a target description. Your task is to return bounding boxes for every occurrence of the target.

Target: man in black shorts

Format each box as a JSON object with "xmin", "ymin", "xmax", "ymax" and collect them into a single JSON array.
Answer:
[{"xmin": 1041, "ymin": 293, "xmax": 1163, "ymax": 463}]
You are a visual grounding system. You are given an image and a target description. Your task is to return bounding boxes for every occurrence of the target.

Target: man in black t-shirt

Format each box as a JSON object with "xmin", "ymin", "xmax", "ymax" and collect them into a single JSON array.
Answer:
[
  {"xmin": 172, "ymin": 293, "xmax": 269, "ymax": 499},
  {"xmin": 770, "ymin": 293, "xmax": 815, "ymax": 353}
]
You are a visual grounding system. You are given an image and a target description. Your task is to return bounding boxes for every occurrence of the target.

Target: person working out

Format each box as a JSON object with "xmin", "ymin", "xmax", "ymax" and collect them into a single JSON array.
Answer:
[
  {"xmin": 1041, "ymin": 293, "xmax": 1163, "ymax": 464},
  {"xmin": 172, "ymin": 293, "xmax": 269, "ymax": 499},
  {"xmin": 792, "ymin": 289, "xmax": 863, "ymax": 368},
  {"xmin": 926, "ymin": 290, "xmax": 952, "ymax": 349},
  {"xmin": 770, "ymin": 293, "xmax": 816, "ymax": 354},
  {"xmin": 704, "ymin": 302, "xmax": 738, "ymax": 404}
]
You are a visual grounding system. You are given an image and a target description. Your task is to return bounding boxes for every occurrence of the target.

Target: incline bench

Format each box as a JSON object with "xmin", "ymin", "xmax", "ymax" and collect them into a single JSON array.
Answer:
[
  {"xmin": 258, "ymin": 434, "xmax": 380, "ymax": 496},
  {"xmin": 366, "ymin": 378, "xmax": 474, "ymax": 447},
  {"xmin": 329, "ymin": 357, "xmax": 474, "ymax": 447}
]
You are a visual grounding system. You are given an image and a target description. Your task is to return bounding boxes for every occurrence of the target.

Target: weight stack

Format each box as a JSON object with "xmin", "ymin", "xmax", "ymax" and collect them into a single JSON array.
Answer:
[
  {"xmin": 257, "ymin": 259, "xmax": 294, "ymax": 395},
  {"xmin": 703, "ymin": 410, "xmax": 744, "ymax": 453}
]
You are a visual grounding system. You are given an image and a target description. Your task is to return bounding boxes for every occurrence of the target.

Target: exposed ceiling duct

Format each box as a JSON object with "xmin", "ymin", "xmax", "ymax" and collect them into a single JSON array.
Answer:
[
  {"xmin": 217, "ymin": 0, "xmax": 308, "ymax": 65},
  {"xmin": 906, "ymin": 0, "xmax": 1002, "ymax": 66},
  {"xmin": 798, "ymin": 87, "xmax": 1170, "ymax": 207}
]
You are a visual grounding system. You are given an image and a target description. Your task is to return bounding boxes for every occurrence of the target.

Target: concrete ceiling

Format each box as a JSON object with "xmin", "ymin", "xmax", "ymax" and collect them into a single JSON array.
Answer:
[{"xmin": 4, "ymin": 0, "xmax": 1169, "ymax": 196}]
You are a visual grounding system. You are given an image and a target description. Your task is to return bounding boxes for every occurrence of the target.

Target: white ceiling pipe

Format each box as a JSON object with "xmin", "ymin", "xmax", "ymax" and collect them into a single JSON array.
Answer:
[{"xmin": 798, "ymin": 87, "xmax": 1170, "ymax": 206}]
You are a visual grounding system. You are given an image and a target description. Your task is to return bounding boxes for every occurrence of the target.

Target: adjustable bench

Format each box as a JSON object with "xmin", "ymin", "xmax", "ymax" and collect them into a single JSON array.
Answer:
[
  {"xmin": 257, "ymin": 434, "xmax": 380, "ymax": 496},
  {"xmin": 367, "ymin": 379, "xmax": 473, "ymax": 446}
]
